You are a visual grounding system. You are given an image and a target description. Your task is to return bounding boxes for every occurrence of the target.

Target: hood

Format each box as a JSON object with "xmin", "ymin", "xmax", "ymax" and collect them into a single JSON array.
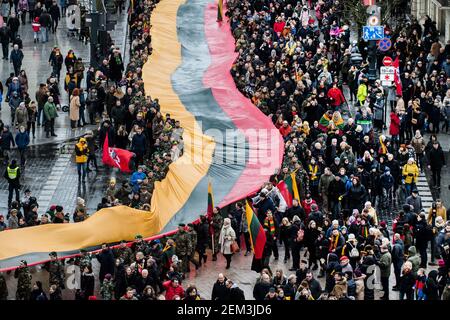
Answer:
[
  {"xmin": 428, "ymin": 270, "xmax": 438, "ymax": 281},
  {"xmin": 328, "ymin": 253, "xmax": 339, "ymax": 263},
  {"xmin": 408, "ymin": 246, "xmax": 417, "ymax": 255}
]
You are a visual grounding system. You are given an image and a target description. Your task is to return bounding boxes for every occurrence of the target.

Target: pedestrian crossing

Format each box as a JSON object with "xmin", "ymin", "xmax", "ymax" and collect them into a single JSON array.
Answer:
[{"xmin": 416, "ymin": 172, "xmax": 434, "ymax": 211}]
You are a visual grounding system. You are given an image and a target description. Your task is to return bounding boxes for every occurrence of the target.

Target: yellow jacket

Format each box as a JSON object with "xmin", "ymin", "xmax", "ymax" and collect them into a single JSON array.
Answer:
[
  {"xmin": 75, "ymin": 142, "xmax": 88, "ymax": 163},
  {"xmin": 357, "ymin": 83, "xmax": 368, "ymax": 104},
  {"xmin": 402, "ymin": 163, "xmax": 419, "ymax": 184},
  {"xmin": 427, "ymin": 206, "xmax": 447, "ymax": 225}
]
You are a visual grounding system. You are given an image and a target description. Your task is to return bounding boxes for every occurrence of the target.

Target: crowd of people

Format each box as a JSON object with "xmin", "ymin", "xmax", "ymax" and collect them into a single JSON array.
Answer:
[
  {"xmin": 1, "ymin": 0, "xmax": 450, "ymax": 301},
  {"xmin": 223, "ymin": 0, "xmax": 450, "ymax": 300}
]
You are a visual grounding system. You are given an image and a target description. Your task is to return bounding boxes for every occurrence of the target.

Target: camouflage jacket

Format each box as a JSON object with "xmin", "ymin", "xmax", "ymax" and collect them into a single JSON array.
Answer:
[
  {"xmin": 212, "ymin": 213, "xmax": 224, "ymax": 234},
  {"xmin": 15, "ymin": 267, "xmax": 32, "ymax": 295},
  {"xmin": 173, "ymin": 230, "xmax": 192, "ymax": 257},
  {"xmin": 187, "ymin": 230, "xmax": 197, "ymax": 255},
  {"xmin": 100, "ymin": 279, "xmax": 115, "ymax": 300},
  {"xmin": 45, "ymin": 260, "xmax": 65, "ymax": 286},
  {"xmin": 114, "ymin": 246, "xmax": 134, "ymax": 265},
  {"xmin": 74, "ymin": 254, "xmax": 92, "ymax": 271}
]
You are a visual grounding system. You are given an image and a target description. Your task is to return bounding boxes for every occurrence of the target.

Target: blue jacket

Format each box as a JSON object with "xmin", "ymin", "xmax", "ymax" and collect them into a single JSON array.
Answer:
[
  {"xmin": 15, "ymin": 131, "xmax": 30, "ymax": 149},
  {"xmin": 130, "ymin": 171, "xmax": 146, "ymax": 193}
]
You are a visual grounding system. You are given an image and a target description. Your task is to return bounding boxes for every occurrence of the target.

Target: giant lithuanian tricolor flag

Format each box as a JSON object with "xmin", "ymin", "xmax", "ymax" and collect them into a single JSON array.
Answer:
[
  {"xmin": 245, "ymin": 200, "xmax": 266, "ymax": 259},
  {"xmin": 0, "ymin": 0, "xmax": 283, "ymax": 271}
]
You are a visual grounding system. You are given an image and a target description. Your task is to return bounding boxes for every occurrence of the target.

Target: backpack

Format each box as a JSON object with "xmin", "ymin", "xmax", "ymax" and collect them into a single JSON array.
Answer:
[
  {"xmin": 296, "ymin": 229, "xmax": 304, "ymax": 242},
  {"xmin": 350, "ymin": 247, "xmax": 360, "ymax": 258}
]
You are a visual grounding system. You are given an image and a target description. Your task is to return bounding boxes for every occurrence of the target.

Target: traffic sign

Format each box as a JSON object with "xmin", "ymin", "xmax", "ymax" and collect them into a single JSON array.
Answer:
[
  {"xmin": 367, "ymin": 15, "xmax": 380, "ymax": 26},
  {"xmin": 382, "ymin": 56, "xmax": 393, "ymax": 66},
  {"xmin": 378, "ymin": 38, "xmax": 392, "ymax": 52},
  {"xmin": 363, "ymin": 26, "xmax": 384, "ymax": 41},
  {"xmin": 380, "ymin": 66, "xmax": 394, "ymax": 85}
]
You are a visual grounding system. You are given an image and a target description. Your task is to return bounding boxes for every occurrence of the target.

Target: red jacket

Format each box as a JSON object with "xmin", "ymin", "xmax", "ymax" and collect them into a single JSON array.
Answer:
[
  {"xmin": 327, "ymin": 87, "xmax": 345, "ymax": 107},
  {"xmin": 273, "ymin": 21, "xmax": 286, "ymax": 33},
  {"xmin": 389, "ymin": 112, "xmax": 400, "ymax": 136},
  {"xmin": 301, "ymin": 199, "xmax": 317, "ymax": 217},
  {"xmin": 32, "ymin": 17, "xmax": 41, "ymax": 32},
  {"xmin": 279, "ymin": 125, "xmax": 292, "ymax": 138},
  {"xmin": 163, "ymin": 281, "xmax": 185, "ymax": 300}
]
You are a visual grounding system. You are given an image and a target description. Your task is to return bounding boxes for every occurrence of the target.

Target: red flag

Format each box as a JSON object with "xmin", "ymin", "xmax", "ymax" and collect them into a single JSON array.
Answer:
[
  {"xmin": 392, "ymin": 56, "xmax": 403, "ymax": 97},
  {"xmin": 102, "ymin": 135, "xmax": 135, "ymax": 173}
]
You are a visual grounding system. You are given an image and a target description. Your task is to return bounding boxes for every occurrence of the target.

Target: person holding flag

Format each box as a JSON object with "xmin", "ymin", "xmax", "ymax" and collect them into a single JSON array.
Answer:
[
  {"xmin": 245, "ymin": 200, "xmax": 267, "ymax": 273},
  {"xmin": 102, "ymin": 132, "xmax": 135, "ymax": 173}
]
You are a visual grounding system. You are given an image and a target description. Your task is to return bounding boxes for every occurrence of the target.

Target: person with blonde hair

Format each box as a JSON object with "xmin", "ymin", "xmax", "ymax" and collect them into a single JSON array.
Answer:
[
  {"xmin": 219, "ymin": 217, "xmax": 236, "ymax": 269},
  {"xmin": 402, "ymin": 158, "xmax": 419, "ymax": 196}
]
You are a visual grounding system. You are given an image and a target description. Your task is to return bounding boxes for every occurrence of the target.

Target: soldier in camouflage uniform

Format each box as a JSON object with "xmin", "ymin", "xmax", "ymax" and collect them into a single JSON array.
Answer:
[
  {"xmin": 211, "ymin": 207, "xmax": 224, "ymax": 261},
  {"xmin": 114, "ymin": 241, "xmax": 134, "ymax": 265},
  {"xmin": 187, "ymin": 223, "xmax": 199, "ymax": 270},
  {"xmin": 14, "ymin": 260, "xmax": 32, "ymax": 300},
  {"xmin": 173, "ymin": 224, "xmax": 192, "ymax": 273},
  {"xmin": 74, "ymin": 249, "xmax": 92, "ymax": 272},
  {"xmin": 100, "ymin": 273, "xmax": 115, "ymax": 300},
  {"xmin": 294, "ymin": 162, "xmax": 309, "ymax": 200},
  {"xmin": 0, "ymin": 272, "xmax": 9, "ymax": 300},
  {"xmin": 44, "ymin": 252, "xmax": 65, "ymax": 289},
  {"xmin": 131, "ymin": 234, "xmax": 150, "ymax": 256}
]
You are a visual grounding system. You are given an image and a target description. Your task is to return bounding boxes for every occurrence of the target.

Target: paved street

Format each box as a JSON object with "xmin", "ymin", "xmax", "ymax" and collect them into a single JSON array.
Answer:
[{"xmin": 0, "ymin": 9, "xmax": 128, "ymax": 146}]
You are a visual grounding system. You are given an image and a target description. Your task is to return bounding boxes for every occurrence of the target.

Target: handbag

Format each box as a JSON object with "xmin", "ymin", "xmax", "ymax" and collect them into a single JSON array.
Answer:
[{"xmin": 230, "ymin": 241, "xmax": 239, "ymax": 253}]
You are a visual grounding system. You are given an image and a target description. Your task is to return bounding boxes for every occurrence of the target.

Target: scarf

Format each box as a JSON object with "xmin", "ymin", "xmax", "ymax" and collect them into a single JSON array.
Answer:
[
  {"xmin": 361, "ymin": 225, "xmax": 369, "ymax": 238},
  {"xmin": 308, "ymin": 164, "xmax": 318, "ymax": 180},
  {"xmin": 265, "ymin": 217, "xmax": 276, "ymax": 238},
  {"xmin": 379, "ymin": 135, "xmax": 387, "ymax": 154},
  {"xmin": 329, "ymin": 234, "xmax": 339, "ymax": 251}
]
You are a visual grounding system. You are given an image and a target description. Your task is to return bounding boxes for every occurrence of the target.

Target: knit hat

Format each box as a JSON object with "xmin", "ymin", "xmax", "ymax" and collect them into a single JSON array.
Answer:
[{"xmin": 340, "ymin": 256, "xmax": 349, "ymax": 262}]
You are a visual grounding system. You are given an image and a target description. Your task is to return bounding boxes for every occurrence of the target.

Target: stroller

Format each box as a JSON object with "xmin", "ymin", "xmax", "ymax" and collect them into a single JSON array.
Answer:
[{"xmin": 66, "ymin": 4, "xmax": 81, "ymax": 38}]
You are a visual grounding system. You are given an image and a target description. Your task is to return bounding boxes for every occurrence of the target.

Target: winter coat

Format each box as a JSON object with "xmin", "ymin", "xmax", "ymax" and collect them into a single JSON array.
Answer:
[
  {"xmin": 10, "ymin": 49, "xmax": 24, "ymax": 66},
  {"xmin": 96, "ymin": 249, "xmax": 115, "ymax": 281},
  {"xmin": 212, "ymin": 280, "xmax": 228, "ymax": 300},
  {"xmin": 1, "ymin": 131, "xmax": 15, "ymax": 150},
  {"xmin": 15, "ymin": 131, "xmax": 29, "ymax": 149},
  {"xmin": 69, "ymin": 95, "xmax": 80, "ymax": 121},
  {"xmin": 407, "ymin": 246, "xmax": 421, "ymax": 274},
  {"xmin": 391, "ymin": 239, "xmax": 404, "ymax": 265},
  {"xmin": 405, "ymin": 195, "xmax": 422, "ymax": 214},
  {"xmin": 402, "ymin": 163, "xmax": 419, "ymax": 184},
  {"xmin": 427, "ymin": 147, "xmax": 446, "ymax": 169},
  {"xmin": 411, "ymin": 136, "xmax": 426, "ymax": 155},
  {"xmin": 318, "ymin": 173, "xmax": 335, "ymax": 194},
  {"xmin": 219, "ymin": 225, "xmax": 236, "ymax": 255},
  {"xmin": 389, "ymin": 112, "xmax": 400, "ymax": 136},
  {"xmin": 43, "ymin": 101, "xmax": 58, "ymax": 120},
  {"xmin": 131, "ymin": 132, "xmax": 146, "ymax": 154},
  {"xmin": 399, "ymin": 270, "xmax": 415, "ymax": 295},
  {"xmin": 15, "ymin": 106, "xmax": 28, "ymax": 128},
  {"xmin": 379, "ymin": 251, "xmax": 392, "ymax": 278}
]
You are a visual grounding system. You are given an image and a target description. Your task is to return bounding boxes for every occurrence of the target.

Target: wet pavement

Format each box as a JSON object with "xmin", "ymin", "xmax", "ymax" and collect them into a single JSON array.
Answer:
[{"xmin": 0, "ymin": 8, "xmax": 128, "ymax": 146}]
